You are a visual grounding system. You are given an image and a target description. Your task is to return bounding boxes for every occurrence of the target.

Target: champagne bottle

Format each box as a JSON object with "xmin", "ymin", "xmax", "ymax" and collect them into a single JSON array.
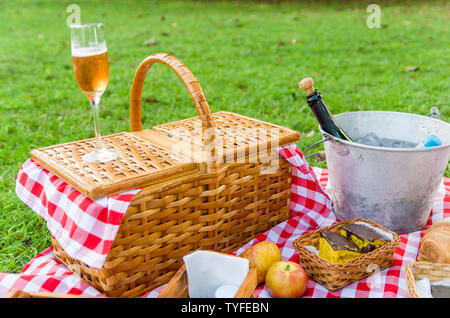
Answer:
[{"xmin": 299, "ymin": 77, "xmax": 353, "ymax": 142}]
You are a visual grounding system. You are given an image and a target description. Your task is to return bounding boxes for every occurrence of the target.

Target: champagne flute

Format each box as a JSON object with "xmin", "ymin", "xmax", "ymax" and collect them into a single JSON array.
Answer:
[{"xmin": 70, "ymin": 23, "xmax": 116, "ymax": 163}]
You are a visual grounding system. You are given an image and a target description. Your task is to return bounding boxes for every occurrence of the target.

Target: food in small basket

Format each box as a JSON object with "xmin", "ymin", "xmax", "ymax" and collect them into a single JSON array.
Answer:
[
  {"xmin": 319, "ymin": 230, "xmax": 363, "ymax": 264},
  {"xmin": 295, "ymin": 218, "xmax": 400, "ymax": 291},
  {"xmin": 419, "ymin": 217, "xmax": 450, "ymax": 263},
  {"xmin": 339, "ymin": 221, "xmax": 392, "ymax": 253},
  {"xmin": 316, "ymin": 220, "xmax": 394, "ymax": 265}
]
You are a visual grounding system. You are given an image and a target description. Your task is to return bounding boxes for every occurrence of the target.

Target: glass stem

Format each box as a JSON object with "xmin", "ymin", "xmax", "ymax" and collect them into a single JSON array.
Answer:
[{"xmin": 90, "ymin": 94, "xmax": 103, "ymax": 150}]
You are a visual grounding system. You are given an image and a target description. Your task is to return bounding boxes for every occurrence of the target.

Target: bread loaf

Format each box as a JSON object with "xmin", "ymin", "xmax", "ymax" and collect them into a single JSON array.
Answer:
[{"xmin": 420, "ymin": 218, "xmax": 450, "ymax": 263}]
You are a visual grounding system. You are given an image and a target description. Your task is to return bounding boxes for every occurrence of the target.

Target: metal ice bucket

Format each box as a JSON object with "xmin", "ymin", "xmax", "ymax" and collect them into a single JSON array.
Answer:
[{"xmin": 316, "ymin": 110, "xmax": 450, "ymax": 234}]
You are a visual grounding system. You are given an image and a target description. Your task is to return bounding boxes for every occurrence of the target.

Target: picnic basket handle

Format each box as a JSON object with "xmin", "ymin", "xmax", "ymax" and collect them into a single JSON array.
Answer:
[{"xmin": 130, "ymin": 53, "xmax": 216, "ymax": 146}]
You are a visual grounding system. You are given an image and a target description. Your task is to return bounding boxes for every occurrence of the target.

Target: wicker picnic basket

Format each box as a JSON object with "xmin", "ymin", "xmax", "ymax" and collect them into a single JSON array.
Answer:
[
  {"xmin": 293, "ymin": 217, "xmax": 400, "ymax": 291},
  {"xmin": 405, "ymin": 261, "xmax": 450, "ymax": 298},
  {"xmin": 31, "ymin": 53, "xmax": 300, "ymax": 298}
]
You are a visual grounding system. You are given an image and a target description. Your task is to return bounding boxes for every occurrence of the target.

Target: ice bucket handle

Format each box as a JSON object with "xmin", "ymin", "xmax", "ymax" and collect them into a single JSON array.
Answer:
[
  {"xmin": 426, "ymin": 106, "xmax": 440, "ymax": 120},
  {"xmin": 304, "ymin": 133, "xmax": 349, "ymax": 160},
  {"xmin": 129, "ymin": 53, "xmax": 216, "ymax": 148}
]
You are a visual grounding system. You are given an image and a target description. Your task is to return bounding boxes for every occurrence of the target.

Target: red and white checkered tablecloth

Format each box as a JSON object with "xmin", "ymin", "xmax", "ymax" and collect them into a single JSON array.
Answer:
[
  {"xmin": 15, "ymin": 158, "xmax": 141, "ymax": 269},
  {"xmin": 2, "ymin": 144, "xmax": 449, "ymax": 298}
]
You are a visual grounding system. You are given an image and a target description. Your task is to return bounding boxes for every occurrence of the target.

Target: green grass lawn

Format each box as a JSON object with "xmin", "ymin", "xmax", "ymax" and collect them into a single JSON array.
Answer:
[{"xmin": 0, "ymin": 0, "xmax": 449, "ymax": 273}]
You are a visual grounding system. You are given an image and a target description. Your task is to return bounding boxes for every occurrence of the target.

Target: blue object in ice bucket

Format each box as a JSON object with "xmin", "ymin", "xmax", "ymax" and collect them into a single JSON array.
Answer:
[
  {"xmin": 316, "ymin": 110, "xmax": 450, "ymax": 234},
  {"xmin": 424, "ymin": 135, "xmax": 442, "ymax": 147}
]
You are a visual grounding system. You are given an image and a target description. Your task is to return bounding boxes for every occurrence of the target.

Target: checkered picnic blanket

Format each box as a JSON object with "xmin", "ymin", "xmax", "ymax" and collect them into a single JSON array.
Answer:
[
  {"xmin": 15, "ymin": 159, "xmax": 141, "ymax": 269},
  {"xmin": 3, "ymin": 144, "xmax": 449, "ymax": 298}
]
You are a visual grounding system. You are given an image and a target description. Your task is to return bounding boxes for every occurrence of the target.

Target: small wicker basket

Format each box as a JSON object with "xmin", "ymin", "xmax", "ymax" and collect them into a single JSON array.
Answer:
[
  {"xmin": 293, "ymin": 217, "xmax": 400, "ymax": 291},
  {"xmin": 31, "ymin": 53, "xmax": 300, "ymax": 297},
  {"xmin": 405, "ymin": 261, "xmax": 450, "ymax": 298}
]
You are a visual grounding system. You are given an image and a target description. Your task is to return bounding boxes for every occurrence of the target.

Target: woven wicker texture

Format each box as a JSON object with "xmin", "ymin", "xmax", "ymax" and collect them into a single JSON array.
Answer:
[
  {"xmin": 293, "ymin": 218, "xmax": 400, "ymax": 291},
  {"xmin": 31, "ymin": 132, "xmax": 194, "ymax": 200},
  {"xmin": 405, "ymin": 261, "xmax": 450, "ymax": 298},
  {"xmin": 52, "ymin": 157, "xmax": 292, "ymax": 297},
  {"xmin": 44, "ymin": 52, "xmax": 299, "ymax": 298},
  {"xmin": 154, "ymin": 111, "xmax": 300, "ymax": 161}
]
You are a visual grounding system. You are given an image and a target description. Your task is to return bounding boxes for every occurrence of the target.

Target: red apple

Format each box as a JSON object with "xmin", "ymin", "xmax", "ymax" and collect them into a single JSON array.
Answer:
[
  {"xmin": 265, "ymin": 261, "xmax": 308, "ymax": 298},
  {"xmin": 240, "ymin": 241, "xmax": 281, "ymax": 284}
]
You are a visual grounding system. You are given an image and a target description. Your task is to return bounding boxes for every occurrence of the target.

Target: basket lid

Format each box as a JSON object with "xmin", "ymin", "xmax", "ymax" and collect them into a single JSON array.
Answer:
[
  {"xmin": 152, "ymin": 111, "xmax": 300, "ymax": 161},
  {"xmin": 30, "ymin": 132, "xmax": 197, "ymax": 200}
]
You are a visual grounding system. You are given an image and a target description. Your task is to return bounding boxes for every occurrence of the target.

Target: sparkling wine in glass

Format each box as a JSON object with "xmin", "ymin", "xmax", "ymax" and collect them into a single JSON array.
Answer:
[{"xmin": 70, "ymin": 23, "xmax": 116, "ymax": 163}]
